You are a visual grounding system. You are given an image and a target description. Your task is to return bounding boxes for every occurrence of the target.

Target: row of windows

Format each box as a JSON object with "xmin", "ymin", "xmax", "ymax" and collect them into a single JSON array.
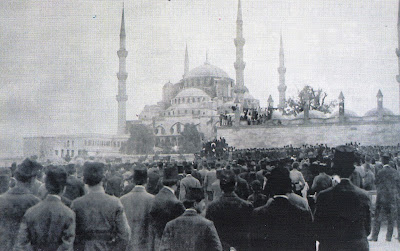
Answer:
[
  {"xmin": 65, "ymin": 140, "xmax": 74, "ymax": 148},
  {"xmin": 84, "ymin": 140, "xmax": 122, "ymax": 148},
  {"xmin": 55, "ymin": 149, "xmax": 75, "ymax": 157},
  {"xmin": 155, "ymin": 124, "xmax": 182, "ymax": 135},
  {"xmin": 171, "ymin": 96, "xmax": 207, "ymax": 105},
  {"xmin": 164, "ymin": 110, "xmax": 207, "ymax": 116}
]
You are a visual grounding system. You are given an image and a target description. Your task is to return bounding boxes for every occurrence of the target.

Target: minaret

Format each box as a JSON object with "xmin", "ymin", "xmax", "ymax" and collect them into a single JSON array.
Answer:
[
  {"xmin": 116, "ymin": 6, "xmax": 128, "ymax": 135},
  {"xmin": 377, "ymin": 89, "xmax": 383, "ymax": 111},
  {"xmin": 233, "ymin": 0, "xmax": 246, "ymax": 106},
  {"xmin": 338, "ymin": 91, "xmax": 345, "ymax": 121},
  {"xmin": 183, "ymin": 44, "xmax": 189, "ymax": 78},
  {"xmin": 396, "ymin": 0, "xmax": 400, "ymax": 114},
  {"xmin": 278, "ymin": 33, "xmax": 287, "ymax": 110}
]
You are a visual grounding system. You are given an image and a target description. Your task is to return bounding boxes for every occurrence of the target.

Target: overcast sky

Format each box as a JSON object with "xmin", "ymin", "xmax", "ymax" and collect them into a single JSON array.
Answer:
[{"xmin": 0, "ymin": 0, "xmax": 399, "ymax": 157}]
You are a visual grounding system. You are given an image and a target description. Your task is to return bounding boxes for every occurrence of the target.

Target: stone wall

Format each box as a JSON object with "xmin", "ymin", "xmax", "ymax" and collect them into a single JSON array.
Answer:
[{"xmin": 217, "ymin": 120, "xmax": 400, "ymax": 148}]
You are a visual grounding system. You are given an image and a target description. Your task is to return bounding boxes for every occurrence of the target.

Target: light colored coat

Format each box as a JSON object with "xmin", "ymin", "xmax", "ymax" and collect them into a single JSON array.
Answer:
[
  {"xmin": 14, "ymin": 195, "xmax": 75, "ymax": 251},
  {"xmin": 0, "ymin": 186, "xmax": 40, "ymax": 251},
  {"xmin": 120, "ymin": 186, "xmax": 154, "ymax": 251},
  {"xmin": 179, "ymin": 174, "xmax": 201, "ymax": 201}
]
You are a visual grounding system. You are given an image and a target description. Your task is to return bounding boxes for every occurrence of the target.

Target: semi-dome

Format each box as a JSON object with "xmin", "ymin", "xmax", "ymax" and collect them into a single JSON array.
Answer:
[
  {"xmin": 185, "ymin": 63, "xmax": 230, "ymax": 79},
  {"xmin": 330, "ymin": 110, "xmax": 359, "ymax": 118},
  {"xmin": 175, "ymin": 88, "xmax": 210, "ymax": 98},
  {"xmin": 364, "ymin": 108, "xmax": 395, "ymax": 117}
]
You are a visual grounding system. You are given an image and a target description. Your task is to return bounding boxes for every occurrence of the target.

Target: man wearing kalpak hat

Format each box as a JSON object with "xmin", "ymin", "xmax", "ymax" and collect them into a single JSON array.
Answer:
[
  {"xmin": 71, "ymin": 162, "xmax": 130, "ymax": 251},
  {"xmin": 314, "ymin": 145, "xmax": 371, "ymax": 251},
  {"xmin": 0, "ymin": 158, "xmax": 41, "ymax": 251},
  {"xmin": 160, "ymin": 187, "xmax": 222, "ymax": 251},
  {"xmin": 149, "ymin": 164, "xmax": 185, "ymax": 251}
]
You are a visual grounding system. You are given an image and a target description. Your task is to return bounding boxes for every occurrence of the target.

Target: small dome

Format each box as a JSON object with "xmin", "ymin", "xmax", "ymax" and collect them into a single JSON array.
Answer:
[
  {"xmin": 364, "ymin": 108, "xmax": 395, "ymax": 117},
  {"xmin": 175, "ymin": 88, "xmax": 210, "ymax": 98},
  {"xmin": 186, "ymin": 63, "xmax": 230, "ymax": 79},
  {"xmin": 163, "ymin": 81, "xmax": 174, "ymax": 88},
  {"xmin": 243, "ymin": 91, "xmax": 254, "ymax": 100},
  {"xmin": 296, "ymin": 110, "xmax": 327, "ymax": 119},
  {"xmin": 330, "ymin": 110, "xmax": 359, "ymax": 118}
]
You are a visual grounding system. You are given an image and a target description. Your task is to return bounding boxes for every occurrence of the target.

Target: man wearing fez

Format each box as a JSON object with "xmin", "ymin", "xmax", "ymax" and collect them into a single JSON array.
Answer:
[
  {"xmin": 179, "ymin": 164, "xmax": 201, "ymax": 201},
  {"xmin": 71, "ymin": 162, "xmax": 130, "ymax": 251},
  {"xmin": 314, "ymin": 145, "xmax": 371, "ymax": 251},
  {"xmin": 252, "ymin": 167, "xmax": 314, "ymax": 251},
  {"xmin": 206, "ymin": 169, "xmax": 253, "ymax": 251},
  {"xmin": 14, "ymin": 166, "xmax": 75, "ymax": 251},
  {"xmin": 160, "ymin": 187, "xmax": 222, "ymax": 251},
  {"xmin": 120, "ymin": 164, "xmax": 155, "ymax": 251},
  {"xmin": 0, "ymin": 158, "xmax": 41, "ymax": 251},
  {"xmin": 150, "ymin": 164, "xmax": 185, "ymax": 251},
  {"xmin": 369, "ymin": 152, "xmax": 399, "ymax": 242}
]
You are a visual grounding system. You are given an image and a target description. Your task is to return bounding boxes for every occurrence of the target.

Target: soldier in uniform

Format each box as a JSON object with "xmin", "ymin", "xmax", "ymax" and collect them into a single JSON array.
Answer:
[
  {"xmin": 0, "ymin": 158, "xmax": 41, "ymax": 251},
  {"xmin": 315, "ymin": 145, "xmax": 371, "ymax": 251},
  {"xmin": 71, "ymin": 162, "xmax": 130, "ymax": 251},
  {"xmin": 120, "ymin": 165, "xmax": 155, "ymax": 251},
  {"xmin": 14, "ymin": 166, "xmax": 75, "ymax": 250},
  {"xmin": 149, "ymin": 165, "xmax": 185, "ymax": 251}
]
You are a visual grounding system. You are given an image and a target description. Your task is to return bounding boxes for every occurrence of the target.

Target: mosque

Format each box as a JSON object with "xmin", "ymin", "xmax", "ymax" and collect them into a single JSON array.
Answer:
[{"xmin": 23, "ymin": 0, "xmax": 400, "ymax": 160}]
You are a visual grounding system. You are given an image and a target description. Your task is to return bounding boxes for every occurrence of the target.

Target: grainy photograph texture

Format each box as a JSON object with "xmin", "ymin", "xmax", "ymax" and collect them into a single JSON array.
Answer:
[{"xmin": 1, "ymin": 0, "xmax": 400, "ymax": 250}]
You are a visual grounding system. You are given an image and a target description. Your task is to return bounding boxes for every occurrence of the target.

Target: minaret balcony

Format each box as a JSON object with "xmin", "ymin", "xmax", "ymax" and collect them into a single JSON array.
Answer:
[
  {"xmin": 116, "ymin": 94, "xmax": 128, "ymax": 102},
  {"xmin": 278, "ymin": 85, "xmax": 287, "ymax": 92},
  {"xmin": 234, "ymin": 38, "xmax": 245, "ymax": 47},
  {"xmin": 234, "ymin": 61, "xmax": 246, "ymax": 70},
  {"xmin": 118, "ymin": 49, "xmax": 128, "ymax": 57},
  {"xmin": 117, "ymin": 72, "xmax": 128, "ymax": 80}
]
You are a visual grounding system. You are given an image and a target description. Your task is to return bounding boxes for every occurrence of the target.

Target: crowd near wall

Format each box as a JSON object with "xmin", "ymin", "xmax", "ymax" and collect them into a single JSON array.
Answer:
[{"xmin": 217, "ymin": 120, "xmax": 400, "ymax": 148}]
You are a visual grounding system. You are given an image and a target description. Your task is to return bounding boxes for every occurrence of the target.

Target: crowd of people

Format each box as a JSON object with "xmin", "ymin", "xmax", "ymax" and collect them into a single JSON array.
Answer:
[{"xmin": 0, "ymin": 143, "xmax": 400, "ymax": 250}]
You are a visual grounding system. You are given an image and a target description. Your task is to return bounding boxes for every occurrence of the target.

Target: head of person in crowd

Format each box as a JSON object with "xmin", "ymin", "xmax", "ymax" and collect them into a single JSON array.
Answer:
[
  {"xmin": 163, "ymin": 165, "xmax": 179, "ymax": 191},
  {"xmin": 332, "ymin": 145, "xmax": 356, "ymax": 178},
  {"xmin": 0, "ymin": 167, "xmax": 11, "ymax": 194},
  {"xmin": 292, "ymin": 162, "xmax": 300, "ymax": 171},
  {"xmin": 45, "ymin": 166, "xmax": 68, "ymax": 195},
  {"xmin": 14, "ymin": 158, "xmax": 42, "ymax": 185},
  {"xmin": 267, "ymin": 167, "xmax": 292, "ymax": 196},
  {"xmin": 183, "ymin": 187, "xmax": 205, "ymax": 213},
  {"xmin": 184, "ymin": 164, "xmax": 192, "ymax": 175},
  {"xmin": 177, "ymin": 163, "xmax": 184, "ymax": 175},
  {"xmin": 381, "ymin": 152, "xmax": 391, "ymax": 166},
  {"xmin": 83, "ymin": 162, "xmax": 105, "ymax": 187},
  {"xmin": 250, "ymin": 180, "xmax": 262, "ymax": 194},
  {"xmin": 133, "ymin": 165, "xmax": 148, "ymax": 186},
  {"xmin": 219, "ymin": 169, "xmax": 237, "ymax": 194}
]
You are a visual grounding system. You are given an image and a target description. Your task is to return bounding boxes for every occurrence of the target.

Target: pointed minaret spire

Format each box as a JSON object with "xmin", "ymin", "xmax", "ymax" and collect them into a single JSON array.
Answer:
[
  {"xmin": 377, "ymin": 89, "xmax": 383, "ymax": 111},
  {"xmin": 397, "ymin": 0, "xmax": 400, "ymax": 114},
  {"xmin": 338, "ymin": 91, "xmax": 345, "ymax": 120},
  {"xmin": 117, "ymin": 4, "xmax": 128, "ymax": 135},
  {"xmin": 234, "ymin": 0, "xmax": 246, "ymax": 108},
  {"xmin": 205, "ymin": 49, "xmax": 210, "ymax": 65},
  {"xmin": 183, "ymin": 44, "xmax": 189, "ymax": 77},
  {"xmin": 278, "ymin": 32, "xmax": 287, "ymax": 110}
]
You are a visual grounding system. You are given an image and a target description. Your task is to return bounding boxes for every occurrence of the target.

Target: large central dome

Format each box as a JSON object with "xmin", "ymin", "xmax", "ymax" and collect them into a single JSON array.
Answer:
[{"xmin": 185, "ymin": 63, "xmax": 230, "ymax": 79}]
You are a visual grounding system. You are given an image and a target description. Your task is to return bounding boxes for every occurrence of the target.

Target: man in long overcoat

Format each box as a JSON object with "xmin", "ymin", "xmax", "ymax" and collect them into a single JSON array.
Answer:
[
  {"xmin": 71, "ymin": 162, "xmax": 130, "ymax": 251},
  {"xmin": 14, "ymin": 166, "xmax": 75, "ymax": 250},
  {"xmin": 314, "ymin": 145, "xmax": 371, "ymax": 251},
  {"xmin": 0, "ymin": 158, "xmax": 41, "ymax": 251},
  {"xmin": 149, "ymin": 165, "xmax": 185, "ymax": 251},
  {"xmin": 206, "ymin": 169, "xmax": 253, "ymax": 250},
  {"xmin": 120, "ymin": 165, "xmax": 154, "ymax": 251}
]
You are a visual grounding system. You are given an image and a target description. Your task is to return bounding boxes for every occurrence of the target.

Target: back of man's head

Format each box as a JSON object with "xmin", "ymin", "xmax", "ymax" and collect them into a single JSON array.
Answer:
[
  {"xmin": 133, "ymin": 165, "xmax": 148, "ymax": 185},
  {"xmin": 83, "ymin": 162, "xmax": 105, "ymax": 186},
  {"xmin": 45, "ymin": 166, "xmax": 67, "ymax": 195},
  {"xmin": 15, "ymin": 158, "xmax": 42, "ymax": 183},
  {"xmin": 268, "ymin": 167, "xmax": 292, "ymax": 195},
  {"xmin": 219, "ymin": 169, "xmax": 236, "ymax": 193}
]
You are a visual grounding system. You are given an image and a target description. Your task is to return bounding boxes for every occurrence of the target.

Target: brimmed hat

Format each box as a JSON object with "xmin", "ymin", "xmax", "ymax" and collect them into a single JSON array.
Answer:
[
  {"xmin": 15, "ymin": 158, "xmax": 42, "ymax": 181},
  {"xmin": 333, "ymin": 145, "xmax": 355, "ymax": 163},
  {"xmin": 163, "ymin": 165, "xmax": 179, "ymax": 184}
]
